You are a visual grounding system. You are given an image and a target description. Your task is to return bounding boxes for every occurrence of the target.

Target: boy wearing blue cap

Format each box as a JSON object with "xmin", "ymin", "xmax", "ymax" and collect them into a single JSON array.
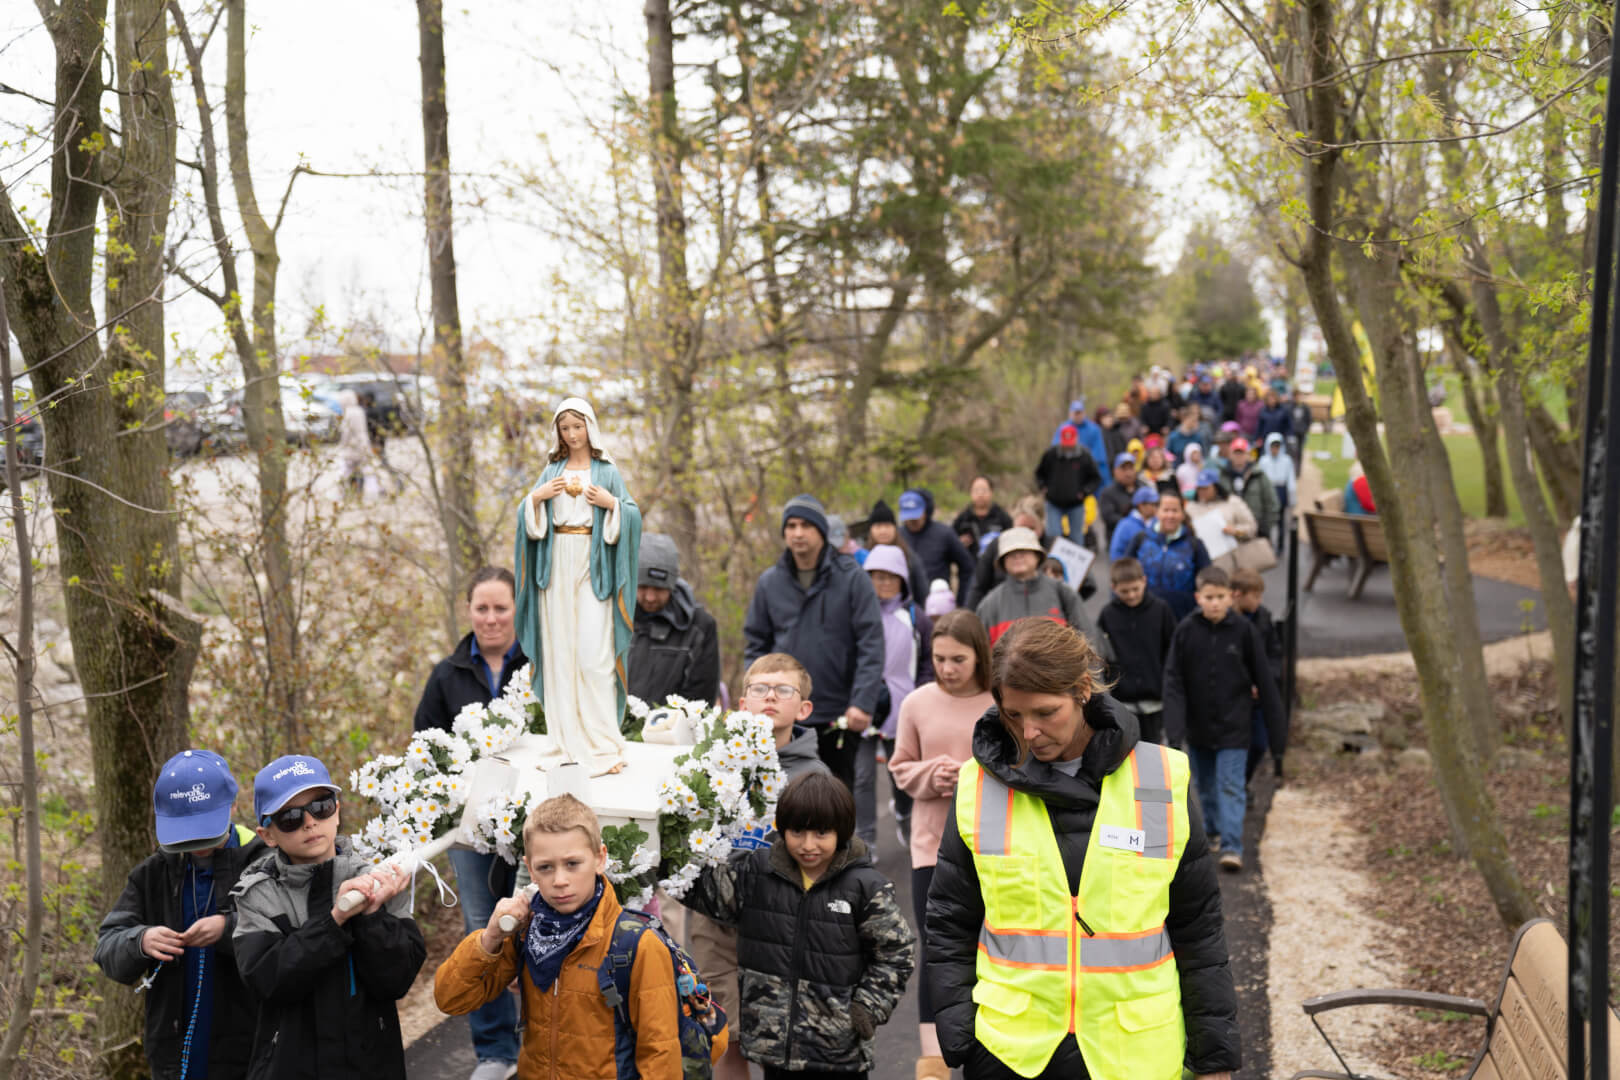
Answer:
[
  {"xmin": 1107, "ymin": 484, "xmax": 1160, "ymax": 561},
  {"xmin": 230, "ymin": 755, "xmax": 426, "ymax": 1080},
  {"xmin": 95, "ymin": 750, "xmax": 267, "ymax": 1080}
]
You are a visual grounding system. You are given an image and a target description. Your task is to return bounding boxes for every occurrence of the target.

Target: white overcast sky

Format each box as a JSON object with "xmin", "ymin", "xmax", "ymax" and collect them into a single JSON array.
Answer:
[{"xmin": 1, "ymin": 2, "xmax": 1263, "ymax": 384}]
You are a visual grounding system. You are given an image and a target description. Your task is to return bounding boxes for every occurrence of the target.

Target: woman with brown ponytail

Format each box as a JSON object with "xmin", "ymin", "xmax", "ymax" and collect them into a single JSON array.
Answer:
[{"xmin": 924, "ymin": 619, "xmax": 1239, "ymax": 1080}]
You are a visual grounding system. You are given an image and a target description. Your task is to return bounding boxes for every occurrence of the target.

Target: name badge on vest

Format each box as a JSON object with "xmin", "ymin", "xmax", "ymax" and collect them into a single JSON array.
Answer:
[{"xmin": 1098, "ymin": 825, "xmax": 1147, "ymax": 853}]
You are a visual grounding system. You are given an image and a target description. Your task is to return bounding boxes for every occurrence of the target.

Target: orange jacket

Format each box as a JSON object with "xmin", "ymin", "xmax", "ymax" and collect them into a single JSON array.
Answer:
[{"xmin": 434, "ymin": 877, "xmax": 682, "ymax": 1080}]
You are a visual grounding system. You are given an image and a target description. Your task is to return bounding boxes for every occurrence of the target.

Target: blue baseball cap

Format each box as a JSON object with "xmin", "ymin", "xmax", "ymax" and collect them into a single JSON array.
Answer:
[
  {"xmin": 1113, "ymin": 452, "xmax": 1137, "ymax": 470},
  {"xmin": 1132, "ymin": 487, "xmax": 1161, "ymax": 506},
  {"xmin": 154, "ymin": 749, "xmax": 238, "ymax": 852},
  {"xmin": 254, "ymin": 755, "xmax": 341, "ymax": 820},
  {"xmin": 897, "ymin": 491, "xmax": 927, "ymax": 522},
  {"xmin": 1197, "ymin": 468, "xmax": 1221, "ymax": 487},
  {"xmin": 1069, "ymin": 398, "xmax": 1086, "ymax": 414}
]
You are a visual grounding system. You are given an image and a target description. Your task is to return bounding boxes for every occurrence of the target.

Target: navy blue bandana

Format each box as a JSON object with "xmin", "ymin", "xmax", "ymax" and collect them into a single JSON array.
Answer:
[{"xmin": 523, "ymin": 878, "xmax": 605, "ymax": 991}]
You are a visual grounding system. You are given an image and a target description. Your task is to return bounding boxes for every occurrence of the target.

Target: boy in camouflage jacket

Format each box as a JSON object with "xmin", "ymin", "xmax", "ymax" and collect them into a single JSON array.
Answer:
[{"xmin": 681, "ymin": 771, "xmax": 914, "ymax": 1080}]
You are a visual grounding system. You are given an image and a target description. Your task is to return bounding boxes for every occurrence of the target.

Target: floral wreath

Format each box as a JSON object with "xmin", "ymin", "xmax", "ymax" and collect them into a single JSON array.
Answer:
[{"xmin": 349, "ymin": 672, "xmax": 783, "ymax": 906}]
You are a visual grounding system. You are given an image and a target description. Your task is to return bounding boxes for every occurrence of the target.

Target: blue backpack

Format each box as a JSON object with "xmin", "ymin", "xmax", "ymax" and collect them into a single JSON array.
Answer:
[{"xmin": 597, "ymin": 909, "xmax": 728, "ymax": 1080}]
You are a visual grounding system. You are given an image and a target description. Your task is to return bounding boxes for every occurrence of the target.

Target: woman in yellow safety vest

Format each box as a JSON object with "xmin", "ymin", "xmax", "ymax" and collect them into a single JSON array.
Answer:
[{"xmin": 923, "ymin": 619, "xmax": 1239, "ymax": 1080}]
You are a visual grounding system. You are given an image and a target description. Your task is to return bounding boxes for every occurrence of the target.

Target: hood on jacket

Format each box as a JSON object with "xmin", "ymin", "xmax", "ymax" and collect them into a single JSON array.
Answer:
[
  {"xmin": 641, "ymin": 578, "xmax": 698, "ymax": 631},
  {"xmin": 970, "ymin": 695, "xmax": 1140, "ymax": 807},
  {"xmin": 1265, "ymin": 432, "xmax": 1285, "ymax": 452},
  {"xmin": 777, "ymin": 724, "xmax": 825, "ymax": 777},
  {"xmin": 864, "ymin": 544, "xmax": 911, "ymax": 596}
]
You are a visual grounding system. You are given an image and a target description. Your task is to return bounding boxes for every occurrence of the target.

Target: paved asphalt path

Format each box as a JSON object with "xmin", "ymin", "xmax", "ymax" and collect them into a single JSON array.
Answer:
[
  {"xmin": 407, "ymin": 778, "xmax": 1279, "ymax": 1080},
  {"xmin": 1078, "ymin": 515, "xmax": 1544, "ymax": 659}
]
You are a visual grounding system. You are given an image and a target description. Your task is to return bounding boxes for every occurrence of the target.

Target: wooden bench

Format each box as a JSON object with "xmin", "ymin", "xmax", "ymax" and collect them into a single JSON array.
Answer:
[
  {"xmin": 1315, "ymin": 489, "xmax": 1345, "ymax": 513},
  {"xmin": 1290, "ymin": 918, "xmax": 1620, "ymax": 1080},
  {"xmin": 1302, "ymin": 509, "xmax": 1388, "ymax": 599}
]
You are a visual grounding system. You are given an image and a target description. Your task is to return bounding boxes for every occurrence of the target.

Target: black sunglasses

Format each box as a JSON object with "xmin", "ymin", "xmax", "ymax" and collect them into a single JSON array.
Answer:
[{"xmin": 263, "ymin": 795, "xmax": 338, "ymax": 834}]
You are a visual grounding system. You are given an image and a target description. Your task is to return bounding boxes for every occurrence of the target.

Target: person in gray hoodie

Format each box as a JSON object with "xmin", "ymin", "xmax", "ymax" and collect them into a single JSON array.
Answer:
[
  {"xmin": 231, "ymin": 756, "xmax": 425, "ymax": 1080},
  {"xmin": 974, "ymin": 527, "xmax": 1093, "ymax": 646},
  {"xmin": 688, "ymin": 652, "xmax": 830, "ymax": 1080},
  {"xmin": 627, "ymin": 532, "xmax": 721, "ymax": 715}
]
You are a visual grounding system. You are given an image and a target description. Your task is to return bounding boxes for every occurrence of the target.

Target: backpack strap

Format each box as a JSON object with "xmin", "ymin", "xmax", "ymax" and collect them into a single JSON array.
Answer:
[{"xmin": 598, "ymin": 910, "xmax": 657, "ymax": 1080}]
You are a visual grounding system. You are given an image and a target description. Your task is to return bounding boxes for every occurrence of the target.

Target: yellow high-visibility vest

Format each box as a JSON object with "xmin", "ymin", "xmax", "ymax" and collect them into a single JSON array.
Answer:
[{"xmin": 954, "ymin": 743, "xmax": 1191, "ymax": 1080}]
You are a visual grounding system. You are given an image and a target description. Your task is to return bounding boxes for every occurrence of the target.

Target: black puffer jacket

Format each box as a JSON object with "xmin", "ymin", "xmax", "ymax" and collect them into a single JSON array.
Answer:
[
  {"xmin": 94, "ymin": 827, "xmax": 267, "ymax": 1080},
  {"xmin": 924, "ymin": 698, "xmax": 1240, "ymax": 1080},
  {"xmin": 627, "ymin": 579, "xmax": 721, "ymax": 706},
  {"xmin": 682, "ymin": 837, "xmax": 916, "ymax": 1072},
  {"xmin": 413, "ymin": 632, "xmax": 527, "ymax": 732}
]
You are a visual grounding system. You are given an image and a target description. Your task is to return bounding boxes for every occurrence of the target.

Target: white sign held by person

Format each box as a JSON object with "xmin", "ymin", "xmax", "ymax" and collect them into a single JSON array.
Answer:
[
  {"xmin": 1049, "ymin": 536, "xmax": 1095, "ymax": 590},
  {"xmin": 1194, "ymin": 510, "xmax": 1238, "ymax": 561}
]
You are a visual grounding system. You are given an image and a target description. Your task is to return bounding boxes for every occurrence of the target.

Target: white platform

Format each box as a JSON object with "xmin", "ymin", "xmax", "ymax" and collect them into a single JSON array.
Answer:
[{"xmin": 457, "ymin": 736, "xmax": 686, "ymax": 855}]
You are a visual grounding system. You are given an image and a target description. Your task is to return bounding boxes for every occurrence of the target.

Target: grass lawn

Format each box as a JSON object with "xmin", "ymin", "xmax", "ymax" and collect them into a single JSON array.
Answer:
[{"xmin": 1305, "ymin": 430, "xmax": 1524, "ymax": 525}]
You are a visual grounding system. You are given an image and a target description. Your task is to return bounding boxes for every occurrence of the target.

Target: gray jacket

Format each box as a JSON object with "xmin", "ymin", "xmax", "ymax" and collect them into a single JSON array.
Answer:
[{"xmin": 231, "ymin": 847, "xmax": 425, "ymax": 1080}]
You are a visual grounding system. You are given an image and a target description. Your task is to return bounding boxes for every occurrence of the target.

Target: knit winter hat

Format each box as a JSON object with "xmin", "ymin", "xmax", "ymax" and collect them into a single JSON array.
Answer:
[
  {"xmin": 925, "ymin": 579, "xmax": 955, "ymax": 618},
  {"xmin": 638, "ymin": 532, "xmax": 680, "ymax": 588},
  {"xmin": 867, "ymin": 499, "xmax": 897, "ymax": 526},
  {"xmin": 781, "ymin": 494, "xmax": 829, "ymax": 539}
]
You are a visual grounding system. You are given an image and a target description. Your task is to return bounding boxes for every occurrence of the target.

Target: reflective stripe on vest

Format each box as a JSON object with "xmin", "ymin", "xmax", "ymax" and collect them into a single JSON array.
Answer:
[{"xmin": 955, "ymin": 743, "xmax": 1191, "ymax": 1080}]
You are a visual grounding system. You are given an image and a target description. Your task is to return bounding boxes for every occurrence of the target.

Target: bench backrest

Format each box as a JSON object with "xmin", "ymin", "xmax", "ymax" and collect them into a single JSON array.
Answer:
[
  {"xmin": 1303, "ymin": 511, "xmax": 1365, "ymax": 557},
  {"xmin": 1358, "ymin": 517, "xmax": 1388, "ymax": 561},
  {"xmin": 1482, "ymin": 918, "xmax": 1620, "ymax": 1080},
  {"xmin": 1317, "ymin": 489, "xmax": 1345, "ymax": 513}
]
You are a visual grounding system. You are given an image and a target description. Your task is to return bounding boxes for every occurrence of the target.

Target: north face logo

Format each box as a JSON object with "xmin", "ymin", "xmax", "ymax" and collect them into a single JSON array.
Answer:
[{"xmin": 827, "ymin": 899, "xmax": 852, "ymax": 915}]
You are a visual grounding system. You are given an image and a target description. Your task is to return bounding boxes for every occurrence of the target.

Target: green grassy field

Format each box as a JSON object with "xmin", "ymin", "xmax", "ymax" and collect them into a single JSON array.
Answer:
[{"xmin": 1305, "ymin": 430, "xmax": 1524, "ymax": 525}]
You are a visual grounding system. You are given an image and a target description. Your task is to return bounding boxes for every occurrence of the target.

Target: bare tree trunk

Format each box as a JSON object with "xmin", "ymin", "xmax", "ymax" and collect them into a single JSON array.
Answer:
[
  {"xmin": 171, "ymin": 0, "xmax": 301, "ymax": 749},
  {"xmin": 1525, "ymin": 402, "xmax": 1580, "ymax": 523},
  {"xmin": 1293, "ymin": 0, "xmax": 1536, "ymax": 927},
  {"xmin": 418, "ymin": 0, "xmax": 480, "ymax": 596},
  {"xmin": 1, "ymin": 2, "xmax": 202, "ymax": 1070},
  {"xmin": 646, "ymin": 0, "xmax": 699, "ymax": 571},
  {"xmin": 226, "ymin": 0, "xmax": 299, "ymax": 746},
  {"xmin": 1283, "ymin": 270, "xmax": 1305, "ymax": 375},
  {"xmin": 1450, "ymin": 344, "xmax": 1508, "ymax": 518},
  {"xmin": 1467, "ymin": 266, "xmax": 1578, "ymax": 734},
  {"xmin": 0, "ymin": 295, "xmax": 44, "ymax": 1080}
]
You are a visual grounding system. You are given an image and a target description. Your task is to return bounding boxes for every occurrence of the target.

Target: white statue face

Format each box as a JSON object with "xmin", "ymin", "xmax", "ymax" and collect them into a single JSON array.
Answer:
[{"xmin": 557, "ymin": 412, "xmax": 590, "ymax": 454}]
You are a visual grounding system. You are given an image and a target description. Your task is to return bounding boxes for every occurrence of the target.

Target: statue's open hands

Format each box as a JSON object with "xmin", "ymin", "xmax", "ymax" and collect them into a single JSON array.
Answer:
[{"xmin": 584, "ymin": 484, "xmax": 617, "ymax": 510}]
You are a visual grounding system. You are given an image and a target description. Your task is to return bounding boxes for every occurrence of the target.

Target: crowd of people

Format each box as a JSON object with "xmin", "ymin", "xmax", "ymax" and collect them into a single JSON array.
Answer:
[{"xmin": 95, "ymin": 357, "xmax": 1312, "ymax": 1080}]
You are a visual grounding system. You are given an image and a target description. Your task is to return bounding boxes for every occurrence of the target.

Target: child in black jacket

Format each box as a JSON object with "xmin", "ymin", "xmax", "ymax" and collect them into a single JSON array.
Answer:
[
  {"xmin": 681, "ymin": 771, "xmax": 915, "ymax": 1080},
  {"xmin": 1095, "ymin": 557, "xmax": 1178, "ymax": 744},
  {"xmin": 1163, "ymin": 567, "xmax": 1283, "ymax": 874},
  {"xmin": 231, "ymin": 755, "xmax": 425, "ymax": 1080},
  {"xmin": 1231, "ymin": 568, "xmax": 1286, "ymax": 783},
  {"xmin": 95, "ymin": 750, "xmax": 267, "ymax": 1080}
]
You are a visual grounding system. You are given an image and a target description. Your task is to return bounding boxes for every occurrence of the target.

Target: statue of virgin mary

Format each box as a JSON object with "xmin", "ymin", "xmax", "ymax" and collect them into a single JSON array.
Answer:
[{"xmin": 513, "ymin": 398, "xmax": 642, "ymax": 774}]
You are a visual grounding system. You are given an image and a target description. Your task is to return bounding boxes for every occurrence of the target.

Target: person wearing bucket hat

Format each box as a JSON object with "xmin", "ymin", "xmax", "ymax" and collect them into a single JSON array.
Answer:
[
  {"xmin": 95, "ymin": 750, "xmax": 267, "ymax": 1080},
  {"xmin": 628, "ymin": 532, "xmax": 721, "ymax": 714},
  {"xmin": 745, "ymin": 494, "xmax": 886, "ymax": 786},
  {"xmin": 973, "ymin": 526, "xmax": 1093, "ymax": 645},
  {"xmin": 232, "ymin": 753, "xmax": 425, "ymax": 1080}
]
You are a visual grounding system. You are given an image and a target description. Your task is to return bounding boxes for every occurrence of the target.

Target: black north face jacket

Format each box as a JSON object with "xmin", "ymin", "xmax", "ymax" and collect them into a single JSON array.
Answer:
[
  {"xmin": 924, "ymin": 699, "xmax": 1241, "ymax": 1080},
  {"xmin": 681, "ymin": 837, "xmax": 915, "ymax": 1072}
]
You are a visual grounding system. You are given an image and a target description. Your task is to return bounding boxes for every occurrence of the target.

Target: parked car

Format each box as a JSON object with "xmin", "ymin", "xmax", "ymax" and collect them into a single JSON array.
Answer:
[
  {"xmin": 207, "ymin": 375, "xmax": 342, "ymax": 450},
  {"xmin": 317, "ymin": 373, "xmax": 433, "ymax": 434},
  {"xmin": 165, "ymin": 390, "xmax": 212, "ymax": 456},
  {"xmin": 1, "ymin": 373, "xmax": 44, "ymax": 490}
]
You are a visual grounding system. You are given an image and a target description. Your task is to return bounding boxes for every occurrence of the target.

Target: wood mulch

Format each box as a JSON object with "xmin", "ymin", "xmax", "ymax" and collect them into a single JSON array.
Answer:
[
  {"xmin": 1288, "ymin": 659, "xmax": 1619, "ymax": 1078},
  {"xmin": 1464, "ymin": 520, "xmax": 1546, "ymax": 590}
]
